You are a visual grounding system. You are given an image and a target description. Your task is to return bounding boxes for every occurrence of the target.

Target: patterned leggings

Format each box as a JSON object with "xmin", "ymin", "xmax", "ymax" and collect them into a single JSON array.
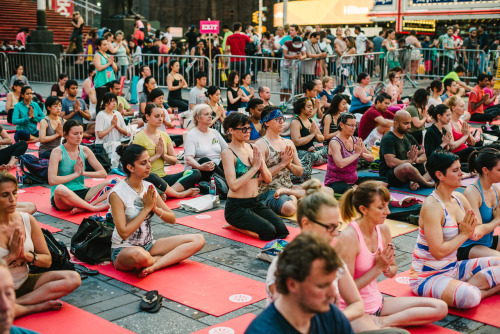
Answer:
[
  {"xmin": 291, "ymin": 146, "xmax": 328, "ymax": 184},
  {"xmin": 411, "ymin": 257, "xmax": 500, "ymax": 309}
]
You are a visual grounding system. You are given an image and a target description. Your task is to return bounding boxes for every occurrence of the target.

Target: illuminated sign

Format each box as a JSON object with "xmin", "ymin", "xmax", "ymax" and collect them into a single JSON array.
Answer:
[
  {"xmin": 274, "ymin": 0, "xmax": 374, "ymax": 26},
  {"xmin": 402, "ymin": 20, "xmax": 436, "ymax": 32},
  {"xmin": 52, "ymin": 0, "xmax": 73, "ymax": 17}
]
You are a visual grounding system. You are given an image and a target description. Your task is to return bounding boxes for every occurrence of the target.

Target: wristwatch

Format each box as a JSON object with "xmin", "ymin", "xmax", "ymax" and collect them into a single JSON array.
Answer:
[{"xmin": 28, "ymin": 251, "xmax": 37, "ymax": 265}]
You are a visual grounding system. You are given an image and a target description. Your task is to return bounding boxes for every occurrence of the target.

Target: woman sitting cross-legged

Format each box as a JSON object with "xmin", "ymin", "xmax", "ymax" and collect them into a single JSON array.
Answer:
[
  {"xmin": 290, "ymin": 97, "xmax": 328, "ymax": 184},
  {"xmin": 48, "ymin": 119, "xmax": 116, "ymax": 215},
  {"xmin": 12, "ymin": 86, "xmax": 45, "ymax": 143},
  {"xmin": 184, "ymin": 104, "xmax": 228, "ymax": 183},
  {"xmin": 336, "ymin": 180, "xmax": 448, "ymax": 328},
  {"xmin": 133, "ymin": 103, "xmax": 200, "ymax": 201},
  {"xmin": 410, "ymin": 149, "xmax": 500, "ymax": 308},
  {"xmin": 325, "ymin": 113, "xmax": 379, "ymax": 195},
  {"xmin": 460, "ymin": 148, "xmax": 500, "ymax": 261},
  {"xmin": 222, "ymin": 112, "xmax": 289, "ymax": 241},
  {"xmin": 39, "ymin": 96, "xmax": 65, "ymax": 160},
  {"xmin": 110, "ymin": 144, "xmax": 205, "ymax": 277},
  {"xmin": 0, "ymin": 172, "xmax": 81, "ymax": 318}
]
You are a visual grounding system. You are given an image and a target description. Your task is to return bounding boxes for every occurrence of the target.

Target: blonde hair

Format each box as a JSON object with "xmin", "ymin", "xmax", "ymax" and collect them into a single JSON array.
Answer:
[
  {"xmin": 0, "ymin": 171, "xmax": 17, "ymax": 189},
  {"xmin": 192, "ymin": 104, "xmax": 211, "ymax": 126},
  {"xmin": 322, "ymin": 76, "xmax": 333, "ymax": 88},
  {"xmin": 297, "ymin": 179, "xmax": 339, "ymax": 226},
  {"xmin": 445, "ymin": 95, "xmax": 462, "ymax": 111},
  {"xmin": 340, "ymin": 181, "xmax": 390, "ymax": 222}
]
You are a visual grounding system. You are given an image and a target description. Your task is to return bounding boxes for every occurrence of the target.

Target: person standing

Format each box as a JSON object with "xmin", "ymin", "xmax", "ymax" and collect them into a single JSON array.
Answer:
[
  {"xmin": 406, "ymin": 30, "xmax": 422, "ymax": 80},
  {"xmin": 354, "ymin": 25, "xmax": 369, "ymax": 55},
  {"xmin": 70, "ymin": 12, "xmax": 84, "ymax": 57},
  {"xmin": 441, "ymin": 27, "xmax": 456, "ymax": 76},
  {"xmin": 477, "ymin": 24, "xmax": 489, "ymax": 74},
  {"xmin": 302, "ymin": 32, "xmax": 326, "ymax": 84},
  {"xmin": 463, "ymin": 28, "xmax": 480, "ymax": 81},
  {"xmin": 93, "ymin": 38, "xmax": 117, "ymax": 113},
  {"xmin": 225, "ymin": 22, "xmax": 252, "ymax": 74}
]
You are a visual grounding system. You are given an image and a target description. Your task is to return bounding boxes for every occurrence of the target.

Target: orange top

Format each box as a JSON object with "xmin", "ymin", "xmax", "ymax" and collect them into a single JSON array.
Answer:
[{"xmin": 468, "ymin": 84, "xmax": 484, "ymax": 115}]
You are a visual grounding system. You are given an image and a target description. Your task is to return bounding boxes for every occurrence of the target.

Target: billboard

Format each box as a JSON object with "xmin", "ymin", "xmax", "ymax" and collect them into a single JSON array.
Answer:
[
  {"xmin": 52, "ymin": 0, "xmax": 74, "ymax": 18},
  {"xmin": 274, "ymin": 0, "xmax": 374, "ymax": 27}
]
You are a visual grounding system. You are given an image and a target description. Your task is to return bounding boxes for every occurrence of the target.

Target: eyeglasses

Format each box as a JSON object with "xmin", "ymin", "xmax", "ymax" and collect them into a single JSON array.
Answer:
[
  {"xmin": 309, "ymin": 218, "xmax": 341, "ymax": 233},
  {"xmin": 234, "ymin": 126, "xmax": 253, "ymax": 133},
  {"xmin": 273, "ymin": 117, "xmax": 285, "ymax": 123}
]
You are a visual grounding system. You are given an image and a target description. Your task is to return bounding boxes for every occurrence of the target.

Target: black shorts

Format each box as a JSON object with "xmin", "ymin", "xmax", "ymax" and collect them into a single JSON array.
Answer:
[
  {"xmin": 51, "ymin": 187, "xmax": 90, "ymax": 209},
  {"xmin": 457, "ymin": 235, "xmax": 499, "ymax": 261},
  {"xmin": 386, "ymin": 163, "xmax": 426, "ymax": 187}
]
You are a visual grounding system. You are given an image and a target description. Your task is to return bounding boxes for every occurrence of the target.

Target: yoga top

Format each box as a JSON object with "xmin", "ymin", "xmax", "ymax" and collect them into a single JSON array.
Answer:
[
  {"xmin": 350, "ymin": 86, "xmax": 372, "ymax": 113},
  {"xmin": 321, "ymin": 114, "xmax": 338, "ymax": 146},
  {"xmin": 39, "ymin": 116, "xmax": 64, "ymax": 154},
  {"xmin": 168, "ymin": 77, "xmax": 183, "ymax": 101},
  {"xmin": 0, "ymin": 212, "xmax": 34, "ymax": 289},
  {"xmin": 7, "ymin": 92, "xmax": 19, "ymax": 106},
  {"xmin": 133, "ymin": 130, "xmax": 173, "ymax": 177},
  {"xmin": 294, "ymin": 116, "xmax": 315, "ymax": 151},
  {"xmin": 259, "ymin": 138, "xmax": 293, "ymax": 194},
  {"xmin": 227, "ymin": 87, "xmax": 241, "ymax": 111},
  {"xmin": 339, "ymin": 221, "xmax": 383, "ymax": 314},
  {"xmin": 461, "ymin": 180, "xmax": 498, "ymax": 249},
  {"xmin": 51, "ymin": 144, "xmax": 86, "ymax": 198},
  {"xmin": 228, "ymin": 145, "xmax": 257, "ymax": 179},
  {"xmin": 240, "ymin": 85, "xmax": 250, "ymax": 109},
  {"xmin": 109, "ymin": 180, "xmax": 154, "ymax": 249},
  {"xmin": 450, "ymin": 120, "xmax": 468, "ymax": 153},
  {"xmin": 325, "ymin": 136, "xmax": 359, "ymax": 186},
  {"xmin": 249, "ymin": 122, "xmax": 261, "ymax": 141},
  {"xmin": 410, "ymin": 191, "xmax": 464, "ymax": 284},
  {"xmin": 94, "ymin": 52, "xmax": 115, "ymax": 88}
]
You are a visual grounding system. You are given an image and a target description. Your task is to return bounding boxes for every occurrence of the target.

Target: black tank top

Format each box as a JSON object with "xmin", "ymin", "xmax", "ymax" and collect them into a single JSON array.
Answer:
[
  {"xmin": 168, "ymin": 77, "xmax": 182, "ymax": 101},
  {"xmin": 227, "ymin": 87, "xmax": 241, "ymax": 111},
  {"xmin": 295, "ymin": 116, "xmax": 314, "ymax": 151}
]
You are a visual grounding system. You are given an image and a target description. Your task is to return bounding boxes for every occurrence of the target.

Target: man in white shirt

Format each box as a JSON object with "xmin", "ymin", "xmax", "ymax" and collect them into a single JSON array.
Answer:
[
  {"xmin": 354, "ymin": 25, "xmax": 369, "ymax": 54},
  {"xmin": 162, "ymin": 26, "xmax": 172, "ymax": 48},
  {"xmin": 136, "ymin": 65, "xmax": 151, "ymax": 97},
  {"xmin": 189, "ymin": 72, "xmax": 208, "ymax": 110}
]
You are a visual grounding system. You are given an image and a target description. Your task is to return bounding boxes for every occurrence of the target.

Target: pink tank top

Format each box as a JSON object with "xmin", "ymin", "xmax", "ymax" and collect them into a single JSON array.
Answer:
[
  {"xmin": 450, "ymin": 120, "xmax": 467, "ymax": 153},
  {"xmin": 341, "ymin": 221, "xmax": 384, "ymax": 314}
]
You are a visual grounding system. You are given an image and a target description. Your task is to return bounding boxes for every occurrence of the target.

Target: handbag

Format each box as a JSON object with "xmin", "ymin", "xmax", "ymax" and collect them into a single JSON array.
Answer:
[
  {"xmin": 70, "ymin": 214, "xmax": 114, "ymax": 264},
  {"xmin": 30, "ymin": 229, "xmax": 75, "ymax": 273},
  {"xmin": 257, "ymin": 239, "xmax": 289, "ymax": 263}
]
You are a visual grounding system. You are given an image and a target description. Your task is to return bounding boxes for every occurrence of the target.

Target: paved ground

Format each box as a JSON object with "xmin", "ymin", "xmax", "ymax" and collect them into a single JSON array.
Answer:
[{"xmin": 6, "ymin": 82, "xmax": 497, "ymax": 334}]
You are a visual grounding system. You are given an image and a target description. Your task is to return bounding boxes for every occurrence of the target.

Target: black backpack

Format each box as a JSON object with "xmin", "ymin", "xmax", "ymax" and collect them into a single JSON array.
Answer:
[
  {"xmin": 19, "ymin": 154, "xmax": 49, "ymax": 184},
  {"xmin": 245, "ymin": 41, "xmax": 257, "ymax": 56},
  {"xmin": 84, "ymin": 144, "xmax": 111, "ymax": 173},
  {"xmin": 212, "ymin": 174, "xmax": 229, "ymax": 200},
  {"xmin": 30, "ymin": 229, "xmax": 75, "ymax": 273},
  {"xmin": 71, "ymin": 214, "xmax": 114, "ymax": 264}
]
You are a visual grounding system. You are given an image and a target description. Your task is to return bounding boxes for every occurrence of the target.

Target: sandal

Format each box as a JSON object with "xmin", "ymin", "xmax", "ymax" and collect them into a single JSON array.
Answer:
[{"xmin": 140, "ymin": 290, "xmax": 163, "ymax": 313}]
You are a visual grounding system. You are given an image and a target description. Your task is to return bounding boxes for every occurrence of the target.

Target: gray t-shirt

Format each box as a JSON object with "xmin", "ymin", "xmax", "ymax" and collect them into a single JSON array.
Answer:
[
  {"xmin": 302, "ymin": 40, "xmax": 321, "ymax": 75},
  {"xmin": 189, "ymin": 86, "xmax": 207, "ymax": 107},
  {"xmin": 61, "ymin": 97, "xmax": 87, "ymax": 123}
]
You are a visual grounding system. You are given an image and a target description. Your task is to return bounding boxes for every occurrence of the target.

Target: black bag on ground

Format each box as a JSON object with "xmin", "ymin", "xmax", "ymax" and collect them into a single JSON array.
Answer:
[
  {"xmin": 84, "ymin": 144, "xmax": 111, "ymax": 173},
  {"xmin": 212, "ymin": 173, "xmax": 229, "ymax": 200},
  {"xmin": 19, "ymin": 154, "xmax": 49, "ymax": 184},
  {"xmin": 70, "ymin": 214, "xmax": 114, "ymax": 264},
  {"xmin": 387, "ymin": 203, "xmax": 422, "ymax": 223},
  {"xmin": 30, "ymin": 229, "xmax": 75, "ymax": 273}
]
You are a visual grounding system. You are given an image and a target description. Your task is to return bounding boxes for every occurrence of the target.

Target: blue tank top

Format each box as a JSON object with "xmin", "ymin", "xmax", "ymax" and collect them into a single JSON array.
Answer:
[
  {"xmin": 249, "ymin": 122, "xmax": 260, "ymax": 141},
  {"xmin": 461, "ymin": 180, "xmax": 498, "ymax": 248},
  {"xmin": 240, "ymin": 86, "xmax": 250, "ymax": 109},
  {"xmin": 50, "ymin": 144, "xmax": 87, "ymax": 197},
  {"xmin": 350, "ymin": 86, "xmax": 372, "ymax": 112}
]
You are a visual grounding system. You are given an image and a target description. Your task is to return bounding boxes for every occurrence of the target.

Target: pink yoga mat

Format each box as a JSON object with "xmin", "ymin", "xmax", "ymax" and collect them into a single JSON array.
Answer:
[
  {"xmin": 13, "ymin": 302, "xmax": 134, "ymax": 334},
  {"xmin": 313, "ymin": 163, "xmax": 327, "ymax": 171},
  {"xmin": 408, "ymin": 324, "xmax": 459, "ymax": 333},
  {"xmin": 7, "ymin": 133, "xmax": 39, "ymax": 150},
  {"xmin": 389, "ymin": 191, "xmax": 426, "ymax": 202},
  {"xmin": 379, "ymin": 270, "xmax": 500, "ymax": 328},
  {"xmin": 166, "ymin": 127, "xmax": 187, "ymax": 135},
  {"xmin": 175, "ymin": 209, "xmax": 301, "ymax": 248},
  {"xmin": 191, "ymin": 314, "xmax": 256, "ymax": 334},
  {"xmin": 165, "ymin": 164, "xmax": 185, "ymax": 174},
  {"xmin": 80, "ymin": 260, "xmax": 266, "ymax": 317},
  {"xmin": 17, "ymin": 186, "xmax": 106, "ymax": 225},
  {"xmin": 461, "ymin": 176, "xmax": 478, "ymax": 187}
]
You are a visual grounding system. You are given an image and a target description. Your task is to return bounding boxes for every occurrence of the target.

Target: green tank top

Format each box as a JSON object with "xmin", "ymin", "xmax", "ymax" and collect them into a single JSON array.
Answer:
[
  {"xmin": 94, "ymin": 52, "xmax": 116, "ymax": 88},
  {"xmin": 51, "ymin": 144, "xmax": 87, "ymax": 197},
  {"xmin": 229, "ymin": 145, "xmax": 257, "ymax": 179}
]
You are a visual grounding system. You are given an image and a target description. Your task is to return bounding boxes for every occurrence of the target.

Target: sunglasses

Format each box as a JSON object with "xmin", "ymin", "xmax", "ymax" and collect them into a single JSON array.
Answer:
[{"xmin": 234, "ymin": 126, "xmax": 253, "ymax": 133}]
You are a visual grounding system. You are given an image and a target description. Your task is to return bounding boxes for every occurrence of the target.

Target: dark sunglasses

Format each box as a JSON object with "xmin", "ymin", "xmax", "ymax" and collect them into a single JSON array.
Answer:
[{"xmin": 234, "ymin": 126, "xmax": 253, "ymax": 133}]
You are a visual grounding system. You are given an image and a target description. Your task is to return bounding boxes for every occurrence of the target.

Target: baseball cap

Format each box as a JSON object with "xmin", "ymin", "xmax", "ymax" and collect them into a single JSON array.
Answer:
[{"xmin": 469, "ymin": 27, "xmax": 476, "ymax": 33}]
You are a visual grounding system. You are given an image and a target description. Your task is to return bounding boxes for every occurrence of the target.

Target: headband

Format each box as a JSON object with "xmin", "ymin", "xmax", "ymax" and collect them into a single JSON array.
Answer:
[{"xmin": 261, "ymin": 109, "xmax": 283, "ymax": 124}]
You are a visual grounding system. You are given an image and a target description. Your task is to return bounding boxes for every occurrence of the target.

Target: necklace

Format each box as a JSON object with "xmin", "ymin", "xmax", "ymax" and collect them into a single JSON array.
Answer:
[{"xmin": 125, "ymin": 178, "xmax": 143, "ymax": 195}]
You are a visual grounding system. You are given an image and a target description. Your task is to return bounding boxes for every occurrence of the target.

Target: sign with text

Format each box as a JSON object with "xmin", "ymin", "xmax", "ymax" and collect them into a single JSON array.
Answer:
[
  {"xmin": 200, "ymin": 21, "xmax": 219, "ymax": 34},
  {"xmin": 51, "ymin": 0, "xmax": 74, "ymax": 18}
]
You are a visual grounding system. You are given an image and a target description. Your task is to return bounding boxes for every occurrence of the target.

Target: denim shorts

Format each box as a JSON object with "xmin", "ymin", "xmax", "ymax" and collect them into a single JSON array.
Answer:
[
  {"xmin": 258, "ymin": 190, "xmax": 292, "ymax": 215},
  {"xmin": 111, "ymin": 241, "xmax": 154, "ymax": 264}
]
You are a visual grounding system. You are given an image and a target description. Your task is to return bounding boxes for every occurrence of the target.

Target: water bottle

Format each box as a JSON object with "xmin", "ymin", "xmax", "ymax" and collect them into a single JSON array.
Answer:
[
  {"xmin": 209, "ymin": 177, "xmax": 217, "ymax": 196},
  {"xmin": 16, "ymin": 164, "xmax": 23, "ymax": 185}
]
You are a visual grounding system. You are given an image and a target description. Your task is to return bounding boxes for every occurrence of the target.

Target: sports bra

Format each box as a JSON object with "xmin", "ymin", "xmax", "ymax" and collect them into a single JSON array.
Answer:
[{"xmin": 229, "ymin": 145, "xmax": 257, "ymax": 179}]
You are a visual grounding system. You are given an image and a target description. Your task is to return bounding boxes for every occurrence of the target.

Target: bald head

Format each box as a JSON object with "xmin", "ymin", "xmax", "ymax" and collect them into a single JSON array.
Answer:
[
  {"xmin": 394, "ymin": 110, "xmax": 411, "ymax": 123},
  {"xmin": 394, "ymin": 110, "xmax": 412, "ymax": 136}
]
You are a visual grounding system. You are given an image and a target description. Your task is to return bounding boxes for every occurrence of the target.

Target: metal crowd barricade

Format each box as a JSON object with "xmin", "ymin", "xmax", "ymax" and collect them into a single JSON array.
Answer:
[
  {"xmin": 488, "ymin": 50, "xmax": 500, "ymax": 75},
  {"xmin": 60, "ymin": 53, "xmax": 133, "ymax": 84},
  {"xmin": 138, "ymin": 54, "xmax": 211, "ymax": 88},
  {"xmin": 0, "ymin": 52, "xmax": 8, "ymax": 91},
  {"xmin": 6, "ymin": 52, "xmax": 59, "ymax": 84},
  {"xmin": 212, "ymin": 54, "xmax": 297, "ymax": 104},
  {"xmin": 336, "ymin": 51, "xmax": 384, "ymax": 90},
  {"xmin": 403, "ymin": 48, "xmax": 487, "ymax": 82}
]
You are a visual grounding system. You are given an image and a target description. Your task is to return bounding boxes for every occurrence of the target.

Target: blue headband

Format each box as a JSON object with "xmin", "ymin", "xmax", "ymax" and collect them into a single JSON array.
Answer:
[{"xmin": 261, "ymin": 109, "xmax": 283, "ymax": 124}]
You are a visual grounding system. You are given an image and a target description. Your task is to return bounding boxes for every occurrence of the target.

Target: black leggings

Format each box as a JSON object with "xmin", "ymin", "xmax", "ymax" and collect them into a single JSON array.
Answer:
[
  {"xmin": 0, "ymin": 141, "xmax": 28, "ymax": 165},
  {"xmin": 39, "ymin": 150, "xmax": 53, "ymax": 160},
  {"xmin": 327, "ymin": 176, "xmax": 383, "ymax": 195},
  {"xmin": 145, "ymin": 169, "xmax": 201, "ymax": 192},
  {"xmin": 197, "ymin": 157, "xmax": 225, "ymax": 183},
  {"xmin": 224, "ymin": 197, "xmax": 289, "ymax": 241},
  {"xmin": 351, "ymin": 105, "xmax": 371, "ymax": 114},
  {"xmin": 470, "ymin": 107, "xmax": 500, "ymax": 123},
  {"xmin": 167, "ymin": 98, "xmax": 189, "ymax": 112}
]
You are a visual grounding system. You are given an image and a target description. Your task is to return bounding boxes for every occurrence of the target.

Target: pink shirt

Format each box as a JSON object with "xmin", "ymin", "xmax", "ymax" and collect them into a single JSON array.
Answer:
[
  {"xmin": 16, "ymin": 32, "xmax": 26, "ymax": 46},
  {"xmin": 484, "ymin": 87, "xmax": 495, "ymax": 109}
]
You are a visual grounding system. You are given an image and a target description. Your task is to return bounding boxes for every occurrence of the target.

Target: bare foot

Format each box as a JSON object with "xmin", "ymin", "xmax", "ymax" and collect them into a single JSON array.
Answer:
[
  {"xmin": 409, "ymin": 181, "xmax": 420, "ymax": 191},
  {"xmin": 161, "ymin": 193, "xmax": 167, "ymax": 201},
  {"xmin": 91, "ymin": 203, "xmax": 109, "ymax": 212},
  {"xmin": 16, "ymin": 300, "xmax": 63, "ymax": 318},
  {"xmin": 138, "ymin": 265, "xmax": 157, "ymax": 278},
  {"xmin": 70, "ymin": 207, "xmax": 86, "ymax": 215},
  {"xmin": 222, "ymin": 223, "xmax": 234, "ymax": 230}
]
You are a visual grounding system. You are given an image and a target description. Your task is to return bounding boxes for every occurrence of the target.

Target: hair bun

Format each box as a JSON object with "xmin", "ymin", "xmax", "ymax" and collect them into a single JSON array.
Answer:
[
  {"xmin": 301, "ymin": 179, "xmax": 322, "ymax": 195},
  {"xmin": 115, "ymin": 143, "xmax": 127, "ymax": 157}
]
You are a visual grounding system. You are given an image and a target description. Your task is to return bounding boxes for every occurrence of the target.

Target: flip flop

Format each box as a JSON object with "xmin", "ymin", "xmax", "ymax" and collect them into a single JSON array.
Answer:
[
  {"xmin": 140, "ymin": 290, "xmax": 162, "ymax": 312},
  {"xmin": 144, "ymin": 295, "xmax": 163, "ymax": 313}
]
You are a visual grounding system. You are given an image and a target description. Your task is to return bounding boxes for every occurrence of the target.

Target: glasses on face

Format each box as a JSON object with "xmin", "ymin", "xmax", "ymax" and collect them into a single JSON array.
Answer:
[
  {"xmin": 309, "ymin": 217, "xmax": 341, "ymax": 233},
  {"xmin": 273, "ymin": 117, "xmax": 285, "ymax": 123},
  {"xmin": 234, "ymin": 126, "xmax": 253, "ymax": 133}
]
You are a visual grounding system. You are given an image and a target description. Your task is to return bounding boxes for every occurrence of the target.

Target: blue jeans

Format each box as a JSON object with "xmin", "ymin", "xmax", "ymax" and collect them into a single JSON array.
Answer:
[{"xmin": 111, "ymin": 241, "xmax": 154, "ymax": 264}]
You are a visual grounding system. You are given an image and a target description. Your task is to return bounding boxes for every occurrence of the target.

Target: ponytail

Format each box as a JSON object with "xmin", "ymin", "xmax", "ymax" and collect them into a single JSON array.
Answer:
[
  {"xmin": 297, "ymin": 179, "xmax": 338, "ymax": 227},
  {"xmin": 340, "ymin": 181, "xmax": 390, "ymax": 222},
  {"xmin": 468, "ymin": 147, "xmax": 500, "ymax": 175}
]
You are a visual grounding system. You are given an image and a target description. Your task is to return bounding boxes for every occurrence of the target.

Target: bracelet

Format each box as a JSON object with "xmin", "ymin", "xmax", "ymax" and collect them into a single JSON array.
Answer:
[
  {"xmin": 28, "ymin": 251, "xmax": 37, "ymax": 266},
  {"xmin": 158, "ymin": 209, "xmax": 165, "ymax": 220}
]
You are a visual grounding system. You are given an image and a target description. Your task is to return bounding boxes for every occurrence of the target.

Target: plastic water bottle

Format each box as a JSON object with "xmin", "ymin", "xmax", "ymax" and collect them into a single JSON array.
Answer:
[
  {"xmin": 16, "ymin": 164, "xmax": 23, "ymax": 185},
  {"xmin": 209, "ymin": 177, "xmax": 217, "ymax": 196}
]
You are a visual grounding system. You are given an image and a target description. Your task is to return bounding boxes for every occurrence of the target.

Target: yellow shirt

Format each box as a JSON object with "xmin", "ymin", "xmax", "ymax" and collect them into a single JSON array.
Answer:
[{"xmin": 133, "ymin": 130, "xmax": 172, "ymax": 177}]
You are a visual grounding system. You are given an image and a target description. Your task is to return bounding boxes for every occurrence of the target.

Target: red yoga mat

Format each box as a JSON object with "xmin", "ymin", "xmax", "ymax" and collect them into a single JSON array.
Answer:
[
  {"xmin": 7, "ymin": 133, "xmax": 39, "ymax": 150},
  {"xmin": 17, "ymin": 186, "xmax": 106, "ymax": 225},
  {"xmin": 313, "ymin": 163, "xmax": 327, "ymax": 171},
  {"xmin": 165, "ymin": 195, "xmax": 200, "ymax": 209},
  {"xmin": 38, "ymin": 221, "xmax": 62, "ymax": 233},
  {"xmin": 191, "ymin": 313, "xmax": 256, "ymax": 334},
  {"xmin": 79, "ymin": 260, "xmax": 266, "ymax": 317},
  {"xmin": 85, "ymin": 174, "xmax": 124, "ymax": 188},
  {"xmin": 13, "ymin": 302, "xmax": 134, "ymax": 334},
  {"xmin": 407, "ymin": 324, "xmax": 459, "ymax": 334},
  {"xmin": 378, "ymin": 270, "xmax": 500, "ymax": 328},
  {"xmin": 165, "ymin": 164, "xmax": 185, "ymax": 174},
  {"xmin": 174, "ymin": 209, "xmax": 301, "ymax": 248}
]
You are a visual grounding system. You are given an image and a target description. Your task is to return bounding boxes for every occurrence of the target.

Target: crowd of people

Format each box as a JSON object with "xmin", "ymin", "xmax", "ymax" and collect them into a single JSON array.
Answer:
[{"xmin": 2, "ymin": 19, "xmax": 500, "ymax": 334}]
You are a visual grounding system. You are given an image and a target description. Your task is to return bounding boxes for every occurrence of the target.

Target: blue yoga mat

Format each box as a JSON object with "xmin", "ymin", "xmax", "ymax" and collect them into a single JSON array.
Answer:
[
  {"xmin": 390, "ymin": 185, "xmax": 464, "ymax": 196},
  {"xmin": 357, "ymin": 171, "xmax": 380, "ymax": 178}
]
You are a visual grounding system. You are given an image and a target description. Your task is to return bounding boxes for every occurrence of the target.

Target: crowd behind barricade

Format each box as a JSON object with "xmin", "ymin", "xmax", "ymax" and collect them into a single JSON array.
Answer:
[{"xmin": 2, "ymin": 17, "xmax": 500, "ymax": 334}]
